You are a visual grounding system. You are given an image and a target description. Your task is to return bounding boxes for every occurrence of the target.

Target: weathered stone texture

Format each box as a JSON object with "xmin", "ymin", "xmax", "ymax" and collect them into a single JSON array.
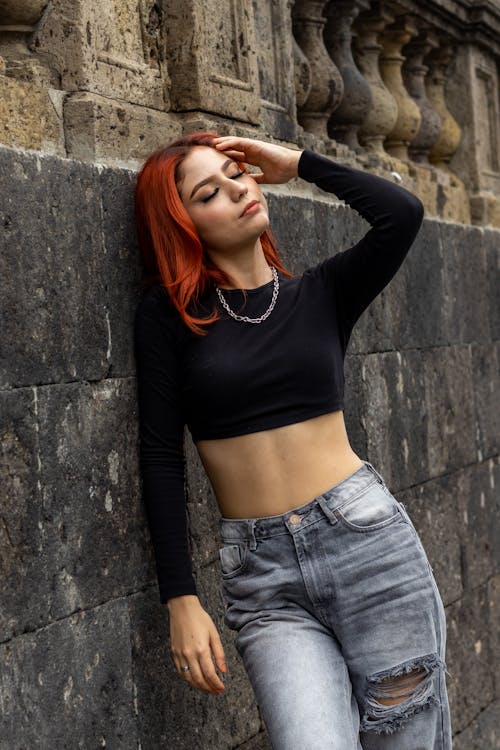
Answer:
[
  {"xmin": 452, "ymin": 698, "xmax": 500, "ymax": 750},
  {"xmin": 0, "ymin": 77, "xmax": 65, "ymax": 154},
  {"xmin": 34, "ymin": 0, "xmax": 166, "ymax": 108},
  {"xmin": 446, "ymin": 581, "xmax": 498, "ymax": 733},
  {"xmin": 0, "ymin": 141, "xmax": 499, "ymax": 747},
  {"xmin": 63, "ymin": 92, "xmax": 183, "ymax": 169},
  {"xmin": 0, "ymin": 598, "xmax": 138, "ymax": 749},
  {"xmin": 164, "ymin": 0, "xmax": 261, "ymax": 123}
]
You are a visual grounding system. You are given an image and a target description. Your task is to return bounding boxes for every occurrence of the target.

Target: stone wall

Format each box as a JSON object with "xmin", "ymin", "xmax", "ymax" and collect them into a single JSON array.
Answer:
[
  {"xmin": 1, "ymin": 0, "xmax": 499, "ymax": 747},
  {"xmin": 1, "ymin": 143, "xmax": 499, "ymax": 748}
]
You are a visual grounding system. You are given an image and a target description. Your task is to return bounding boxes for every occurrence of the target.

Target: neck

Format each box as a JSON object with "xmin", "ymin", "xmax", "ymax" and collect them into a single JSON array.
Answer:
[{"xmin": 208, "ymin": 240, "xmax": 272, "ymax": 290}]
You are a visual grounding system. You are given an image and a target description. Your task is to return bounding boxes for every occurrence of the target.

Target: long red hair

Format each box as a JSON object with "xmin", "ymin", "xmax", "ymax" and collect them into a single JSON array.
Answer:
[{"xmin": 134, "ymin": 132, "xmax": 293, "ymax": 336}]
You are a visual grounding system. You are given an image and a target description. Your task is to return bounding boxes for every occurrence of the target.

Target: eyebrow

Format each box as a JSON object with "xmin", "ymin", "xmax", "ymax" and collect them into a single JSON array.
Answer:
[{"xmin": 189, "ymin": 158, "xmax": 235, "ymax": 199}]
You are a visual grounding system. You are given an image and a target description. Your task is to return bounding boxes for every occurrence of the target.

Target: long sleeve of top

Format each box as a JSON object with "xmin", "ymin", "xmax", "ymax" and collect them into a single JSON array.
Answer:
[
  {"xmin": 134, "ymin": 295, "xmax": 198, "ymax": 601},
  {"xmin": 297, "ymin": 150, "xmax": 424, "ymax": 352},
  {"xmin": 133, "ymin": 149, "xmax": 425, "ymax": 604}
]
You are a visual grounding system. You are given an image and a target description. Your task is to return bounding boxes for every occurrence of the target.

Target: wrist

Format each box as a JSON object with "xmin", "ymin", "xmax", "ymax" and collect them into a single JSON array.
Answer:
[
  {"xmin": 166, "ymin": 594, "xmax": 201, "ymax": 612},
  {"xmin": 287, "ymin": 149, "xmax": 303, "ymax": 181}
]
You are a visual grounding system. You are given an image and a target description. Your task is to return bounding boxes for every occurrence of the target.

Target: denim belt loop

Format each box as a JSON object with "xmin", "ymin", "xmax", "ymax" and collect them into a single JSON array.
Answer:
[
  {"xmin": 317, "ymin": 495, "xmax": 338, "ymax": 525},
  {"xmin": 248, "ymin": 519, "xmax": 258, "ymax": 551},
  {"xmin": 365, "ymin": 460, "xmax": 385, "ymax": 485}
]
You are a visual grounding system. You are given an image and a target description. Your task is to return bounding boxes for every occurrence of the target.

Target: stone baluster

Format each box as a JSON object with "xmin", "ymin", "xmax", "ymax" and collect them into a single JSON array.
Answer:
[
  {"xmin": 425, "ymin": 42, "xmax": 462, "ymax": 170},
  {"xmin": 379, "ymin": 15, "xmax": 421, "ymax": 161},
  {"xmin": 402, "ymin": 29, "xmax": 442, "ymax": 164},
  {"xmin": 292, "ymin": 0, "xmax": 343, "ymax": 138},
  {"xmin": 323, "ymin": 0, "xmax": 372, "ymax": 151},
  {"xmin": 351, "ymin": 2, "xmax": 398, "ymax": 158},
  {"xmin": 293, "ymin": 37, "xmax": 312, "ymax": 110},
  {"xmin": 290, "ymin": 0, "xmax": 312, "ymax": 110}
]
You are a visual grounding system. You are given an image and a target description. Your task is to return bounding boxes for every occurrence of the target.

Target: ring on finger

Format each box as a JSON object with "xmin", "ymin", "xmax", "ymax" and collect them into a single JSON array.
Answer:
[{"xmin": 180, "ymin": 664, "xmax": 190, "ymax": 673}]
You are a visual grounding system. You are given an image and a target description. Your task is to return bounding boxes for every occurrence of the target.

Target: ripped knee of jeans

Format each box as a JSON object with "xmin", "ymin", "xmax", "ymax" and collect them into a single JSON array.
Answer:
[{"xmin": 360, "ymin": 653, "xmax": 446, "ymax": 735}]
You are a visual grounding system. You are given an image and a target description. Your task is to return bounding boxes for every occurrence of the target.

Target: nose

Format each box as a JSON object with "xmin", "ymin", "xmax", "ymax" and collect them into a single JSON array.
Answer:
[{"xmin": 229, "ymin": 177, "xmax": 248, "ymax": 201}]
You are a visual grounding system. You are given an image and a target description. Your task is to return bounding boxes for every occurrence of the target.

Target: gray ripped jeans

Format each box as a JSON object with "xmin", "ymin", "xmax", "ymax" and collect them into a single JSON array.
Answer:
[{"xmin": 218, "ymin": 460, "xmax": 452, "ymax": 750}]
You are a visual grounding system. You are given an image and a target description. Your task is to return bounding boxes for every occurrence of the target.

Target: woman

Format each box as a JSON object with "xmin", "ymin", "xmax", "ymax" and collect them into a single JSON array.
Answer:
[{"xmin": 133, "ymin": 132, "xmax": 453, "ymax": 749}]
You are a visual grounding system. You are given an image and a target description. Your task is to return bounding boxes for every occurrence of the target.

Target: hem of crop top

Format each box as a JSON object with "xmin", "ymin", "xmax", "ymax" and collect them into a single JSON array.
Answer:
[{"xmin": 190, "ymin": 400, "xmax": 345, "ymax": 442}]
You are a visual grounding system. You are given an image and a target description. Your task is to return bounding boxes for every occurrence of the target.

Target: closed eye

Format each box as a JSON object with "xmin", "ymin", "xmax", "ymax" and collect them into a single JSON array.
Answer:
[{"xmin": 201, "ymin": 171, "xmax": 246, "ymax": 203}]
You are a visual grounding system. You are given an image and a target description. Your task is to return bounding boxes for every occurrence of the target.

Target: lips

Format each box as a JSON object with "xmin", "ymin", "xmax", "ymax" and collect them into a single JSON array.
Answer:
[{"xmin": 240, "ymin": 200, "xmax": 259, "ymax": 217}]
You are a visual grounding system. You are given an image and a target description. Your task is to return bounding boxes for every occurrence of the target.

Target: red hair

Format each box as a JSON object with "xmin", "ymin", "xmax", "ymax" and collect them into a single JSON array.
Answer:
[{"xmin": 134, "ymin": 131, "xmax": 294, "ymax": 336}]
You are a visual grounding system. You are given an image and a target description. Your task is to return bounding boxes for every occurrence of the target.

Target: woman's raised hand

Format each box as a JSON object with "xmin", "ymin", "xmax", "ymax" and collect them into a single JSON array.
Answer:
[{"xmin": 213, "ymin": 135, "xmax": 302, "ymax": 185}]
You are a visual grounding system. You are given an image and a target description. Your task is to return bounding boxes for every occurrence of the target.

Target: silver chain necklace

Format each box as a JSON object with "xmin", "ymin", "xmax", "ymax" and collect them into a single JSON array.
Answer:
[{"xmin": 216, "ymin": 266, "xmax": 279, "ymax": 324}]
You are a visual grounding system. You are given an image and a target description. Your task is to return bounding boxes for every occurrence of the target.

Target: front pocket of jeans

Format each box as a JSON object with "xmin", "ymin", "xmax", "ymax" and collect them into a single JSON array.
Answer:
[
  {"xmin": 219, "ymin": 542, "xmax": 248, "ymax": 578},
  {"xmin": 335, "ymin": 482, "xmax": 402, "ymax": 532}
]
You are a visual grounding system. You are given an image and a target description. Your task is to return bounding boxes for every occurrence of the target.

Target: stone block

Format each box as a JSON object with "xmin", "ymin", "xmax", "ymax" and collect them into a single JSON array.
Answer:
[
  {"xmin": 396, "ymin": 471, "xmax": 463, "ymax": 606},
  {"xmin": 438, "ymin": 222, "xmax": 490, "ymax": 345},
  {"xmin": 452, "ymin": 698, "xmax": 500, "ymax": 750},
  {"xmin": 359, "ymin": 349, "xmax": 430, "ymax": 488},
  {"xmin": 63, "ymin": 92, "xmax": 182, "ymax": 170},
  {"xmin": 0, "ymin": 378, "xmax": 151, "ymax": 641},
  {"xmin": 457, "ymin": 458, "xmax": 500, "ymax": 590},
  {"xmin": 422, "ymin": 344, "xmax": 476, "ymax": 476},
  {"xmin": 164, "ymin": 0, "xmax": 261, "ymax": 124},
  {"xmin": 435, "ymin": 176, "xmax": 470, "ymax": 225},
  {"xmin": 470, "ymin": 191, "xmax": 500, "ymax": 229},
  {"xmin": 34, "ymin": 0, "xmax": 166, "ymax": 109},
  {"xmin": 263, "ymin": 191, "xmax": 317, "ymax": 275},
  {"xmin": 0, "ymin": 388, "xmax": 44, "ymax": 641},
  {"xmin": 36, "ymin": 379, "xmax": 149, "ymax": 609},
  {"xmin": 483, "ymin": 227, "xmax": 500, "ymax": 341},
  {"xmin": 389, "ymin": 218, "xmax": 448, "ymax": 349},
  {"xmin": 98, "ymin": 165, "xmax": 144, "ymax": 377},
  {"xmin": 0, "ymin": 598, "xmax": 137, "ymax": 748},
  {"xmin": 0, "ymin": 77, "xmax": 65, "ymax": 155},
  {"xmin": 357, "ymin": 344, "xmax": 477, "ymax": 485},
  {"xmin": 486, "ymin": 574, "xmax": 500, "ymax": 696},
  {"xmin": 445, "ymin": 583, "xmax": 495, "ymax": 733},
  {"xmin": 0, "ymin": 147, "xmax": 109, "ymax": 387},
  {"xmin": 471, "ymin": 342, "xmax": 500, "ymax": 460}
]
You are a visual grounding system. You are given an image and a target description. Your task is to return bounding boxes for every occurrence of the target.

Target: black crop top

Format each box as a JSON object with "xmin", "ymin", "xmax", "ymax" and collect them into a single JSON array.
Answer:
[{"xmin": 133, "ymin": 149, "xmax": 425, "ymax": 602}]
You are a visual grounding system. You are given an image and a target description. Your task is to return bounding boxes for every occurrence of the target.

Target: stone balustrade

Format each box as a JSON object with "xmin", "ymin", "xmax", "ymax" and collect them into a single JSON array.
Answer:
[{"xmin": 0, "ymin": 0, "xmax": 499, "ymax": 224}]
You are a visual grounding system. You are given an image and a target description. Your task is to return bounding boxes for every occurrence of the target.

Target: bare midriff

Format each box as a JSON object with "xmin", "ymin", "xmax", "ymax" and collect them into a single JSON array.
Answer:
[{"xmin": 194, "ymin": 409, "xmax": 364, "ymax": 519}]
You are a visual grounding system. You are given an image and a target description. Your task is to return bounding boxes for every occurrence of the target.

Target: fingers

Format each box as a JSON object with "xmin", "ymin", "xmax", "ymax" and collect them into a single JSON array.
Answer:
[
  {"xmin": 176, "ymin": 654, "xmax": 224, "ymax": 695},
  {"xmin": 198, "ymin": 649, "xmax": 226, "ymax": 693},
  {"xmin": 209, "ymin": 628, "xmax": 228, "ymax": 675},
  {"xmin": 216, "ymin": 148, "xmax": 247, "ymax": 160},
  {"xmin": 213, "ymin": 135, "xmax": 253, "ymax": 150},
  {"xmin": 186, "ymin": 652, "xmax": 225, "ymax": 695},
  {"xmin": 213, "ymin": 136, "xmax": 263, "ymax": 166},
  {"xmin": 172, "ymin": 650, "xmax": 226, "ymax": 696}
]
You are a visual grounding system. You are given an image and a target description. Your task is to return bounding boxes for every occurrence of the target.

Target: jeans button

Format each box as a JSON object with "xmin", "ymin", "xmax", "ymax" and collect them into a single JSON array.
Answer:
[{"xmin": 289, "ymin": 514, "xmax": 302, "ymax": 525}]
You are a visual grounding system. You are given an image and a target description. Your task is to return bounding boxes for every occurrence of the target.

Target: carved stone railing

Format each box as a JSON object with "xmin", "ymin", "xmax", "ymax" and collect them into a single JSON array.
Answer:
[{"xmin": 0, "ymin": 0, "xmax": 499, "ymax": 225}]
